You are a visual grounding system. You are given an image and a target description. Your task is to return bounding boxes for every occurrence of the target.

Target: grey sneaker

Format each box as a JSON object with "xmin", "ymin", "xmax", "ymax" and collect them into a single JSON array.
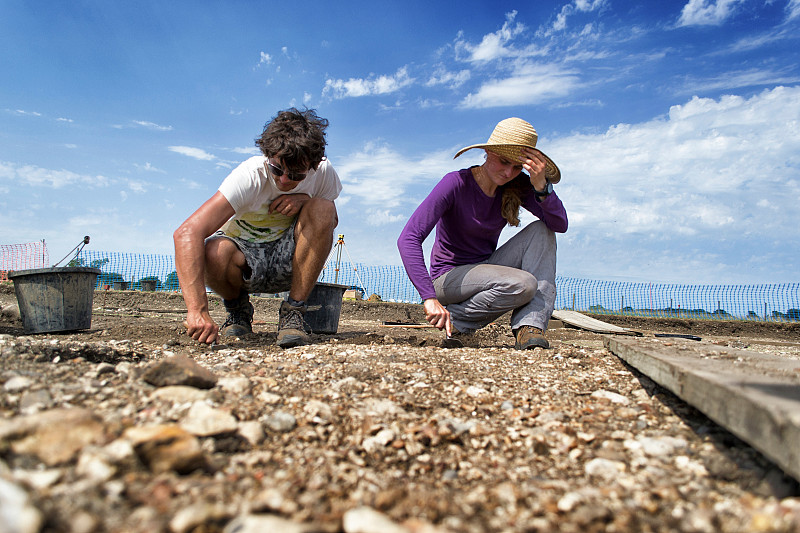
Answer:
[
  {"xmin": 277, "ymin": 300, "xmax": 310, "ymax": 348},
  {"xmin": 220, "ymin": 291, "xmax": 254, "ymax": 337},
  {"xmin": 514, "ymin": 325, "xmax": 549, "ymax": 350}
]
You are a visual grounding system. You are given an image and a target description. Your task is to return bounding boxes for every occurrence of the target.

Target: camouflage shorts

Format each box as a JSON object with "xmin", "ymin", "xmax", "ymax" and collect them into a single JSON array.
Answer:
[{"xmin": 207, "ymin": 221, "xmax": 296, "ymax": 294}]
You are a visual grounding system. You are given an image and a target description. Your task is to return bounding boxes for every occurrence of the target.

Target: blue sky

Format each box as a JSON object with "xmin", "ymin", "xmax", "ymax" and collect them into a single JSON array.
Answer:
[{"xmin": 1, "ymin": 0, "xmax": 799, "ymax": 284}]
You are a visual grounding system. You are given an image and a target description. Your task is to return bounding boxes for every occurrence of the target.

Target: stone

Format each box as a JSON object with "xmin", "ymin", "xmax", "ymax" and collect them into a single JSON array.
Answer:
[
  {"xmin": 264, "ymin": 411, "xmax": 296, "ymax": 433},
  {"xmin": 3, "ymin": 375, "xmax": 33, "ymax": 392},
  {"xmin": 180, "ymin": 401, "xmax": 238, "ymax": 437},
  {"xmin": 122, "ymin": 425, "xmax": 206, "ymax": 474},
  {"xmin": 237, "ymin": 420, "xmax": 265, "ymax": 446},
  {"xmin": 342, "ymin": 506, "xmax": 409, "ymax": 533},
  {"xmin": 591, "ymin": 389, "xmax": 630, "ymax": 405},
  {"xmin": 140, "ymin": 355, "xmax": 217, "ymax": 389},
  {"xmin": 149, "ymin": 385, "xmax": 209, "ymax": 403},
  {"xmin": 0, "ymin": 478, "xmax": 43, "ymax": 533},
  {"xmin": 217, "ymin": 375, "xmax": 252, "ymax": 396},
  {"xmin": 2, "ymin": 408, "xmax": 109, "ymax": 466},
  {"xmin": 585, "ymin": 457, "xmax": 626, "ymax": 480},
  {"xmin": 223, "ymin": 514, "xmax": 316, "ymax": 533}
]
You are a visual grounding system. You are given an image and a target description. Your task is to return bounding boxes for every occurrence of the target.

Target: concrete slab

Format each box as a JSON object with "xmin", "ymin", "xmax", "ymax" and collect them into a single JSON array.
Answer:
[{"xmin": 605, "ymin": 336, "xmax": 800, "ymax": 481}]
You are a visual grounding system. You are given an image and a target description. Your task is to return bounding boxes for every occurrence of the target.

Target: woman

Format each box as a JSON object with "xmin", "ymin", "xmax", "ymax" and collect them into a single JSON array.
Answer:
[{"xmin": 397, "ymin": 117, "xmax": 568, "ymax": 349}]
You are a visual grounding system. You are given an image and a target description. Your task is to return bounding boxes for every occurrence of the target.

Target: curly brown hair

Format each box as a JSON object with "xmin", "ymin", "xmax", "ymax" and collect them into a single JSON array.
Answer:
[{"xmin": 255, "ymin": 108, "xmax": 329, "ymax": 172}]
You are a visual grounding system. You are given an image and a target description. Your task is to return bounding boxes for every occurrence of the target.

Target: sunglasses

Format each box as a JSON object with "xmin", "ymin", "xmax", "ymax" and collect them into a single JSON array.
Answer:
[{"xmin": 267, "ymin": 160, "xmax": 308, "ymax": 182}]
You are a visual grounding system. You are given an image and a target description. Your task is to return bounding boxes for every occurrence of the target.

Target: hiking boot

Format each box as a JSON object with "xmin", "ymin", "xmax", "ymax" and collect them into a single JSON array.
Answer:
[
  {"xmin": 514, "ymin": 325, "xmax": 549, "ymax": 350},
  {"xmin": 220, "ymin": 291, "xmax": 254, "ymax": 337},
  {"xmin": 277, "ymin": 300, "xmax": 310, "ymax": 348}
]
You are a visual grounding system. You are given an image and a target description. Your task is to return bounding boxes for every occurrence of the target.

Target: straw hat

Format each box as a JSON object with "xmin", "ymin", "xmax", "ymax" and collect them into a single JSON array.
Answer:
[{"xmin": 454, "ymin": 117, "xmax": 561, "ymax": 184}]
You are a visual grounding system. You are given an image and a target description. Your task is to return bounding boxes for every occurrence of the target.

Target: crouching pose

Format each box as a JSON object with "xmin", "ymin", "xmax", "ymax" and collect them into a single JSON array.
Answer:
[
  {"xmin": 174, "ymin": 108, "xmax": 341, "ymax": 348},
  {"xmin": 398, "ymin": 117, "xmax": 568, "ymax": 349}
]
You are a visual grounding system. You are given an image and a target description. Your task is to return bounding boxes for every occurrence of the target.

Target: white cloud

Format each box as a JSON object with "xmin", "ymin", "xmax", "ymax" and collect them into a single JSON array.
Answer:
[
  {"xmin": 460, "ymin": 62, "xmax": 581, "ymax": 108},
  {"xmin": 366, "ymin": 209, "xmax": 406, "ymax": 226},
  {"xmin": 168, "ymin": 146, "xmax": 216, "ymax": 161},
  {"xmin": 426, "ymin": 67, "xmax": 471, "ymax": 88},
  {"xmin": 11, "ymin": 109, "xmax": 42, "ymax": 117},
  {"xmin": 455, "ymin": 11, "xmax": 526, "ymax": 63},
  {"xmin": 0, "ymin": 161, "xmax": 110, "ymax": 189},
  {"xmin": 542, "ymin": 85, "xmax": 800, "ymax": 281},
  {"xmin": 679, "ymin": 67, "xmax": 800, "ymax": 94},
  {"xmin": 336, "ymin": 142, "xmax": 455, "ymax": 208},
  {"xmin": 677, "ymin": 0, "xmax": 744, "ymax": 27},
  {"xmin": 550, "ymin": 0, "xmax": 607, "ymax": 33},
  {"xmin": 230, "ymin": 146, "xmax": 259, "ymax": 155},
  {"xmin": 259, "ymin": 51, "xmax": 272, "ymax": 64},
  {"xmin": 133, "ymin": 120, "xmax": 173, "ymax": 131},
  {"xmin": 135, "ymin": 162, "xmax": 165, "ymax": 173},
  {"xmin": 789, "ymin": 0, "xmax": 800, "ymax": 20},
  {"xmin": 323, "ymin": 67, "xmax": 414, "ymax": 99}
]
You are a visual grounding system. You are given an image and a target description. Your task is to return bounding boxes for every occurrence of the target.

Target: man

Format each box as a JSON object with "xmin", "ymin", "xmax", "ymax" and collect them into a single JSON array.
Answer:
[{"xmin": 174, "ymin": 108, "xmax": 341, "ymax": 348}]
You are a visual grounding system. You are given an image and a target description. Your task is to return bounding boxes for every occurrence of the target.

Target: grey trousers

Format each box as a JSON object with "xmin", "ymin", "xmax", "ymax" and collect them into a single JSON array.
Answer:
[{"xmin": 433, "ymin": 221, "xmax": 557, "ymax": 333}]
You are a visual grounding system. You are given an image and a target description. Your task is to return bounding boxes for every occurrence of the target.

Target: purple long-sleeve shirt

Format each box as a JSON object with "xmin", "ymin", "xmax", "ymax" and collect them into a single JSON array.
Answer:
[{"xmin": 397, "ymin": 167, "xmax": 568, "ymax": 301}]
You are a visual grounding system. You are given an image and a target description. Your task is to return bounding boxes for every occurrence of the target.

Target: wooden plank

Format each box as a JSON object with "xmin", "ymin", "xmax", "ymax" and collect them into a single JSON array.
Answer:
[
  {"xmin": 605, "ymin": 336, "xmax": 800, "ymax": 481},
  {"xmin": 552, "ymin": 310, "xmax": 637, "ymax": 335}
]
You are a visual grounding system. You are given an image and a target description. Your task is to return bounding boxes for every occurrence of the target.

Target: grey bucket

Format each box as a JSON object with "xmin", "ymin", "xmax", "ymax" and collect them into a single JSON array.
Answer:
[
  {"xmin": 304, "ymin": 282, "xmax": 348, "ymax": 334},
  {"xmin": 113, "ymin": 281, "xmax": 129, "ymax": 290},
  {"xmin": 9, "ymin": 267, "xmax": 101, "ymax": 334},
  {"xmin": 140, "ymin": 279, "xmax": 157, "ymax": 291}
]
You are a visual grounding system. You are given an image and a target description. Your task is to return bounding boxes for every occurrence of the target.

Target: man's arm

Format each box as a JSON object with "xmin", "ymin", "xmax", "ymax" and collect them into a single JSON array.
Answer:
[{"xmin": 173, "ymin": 191, "xmax": 236, "ymax": 344}]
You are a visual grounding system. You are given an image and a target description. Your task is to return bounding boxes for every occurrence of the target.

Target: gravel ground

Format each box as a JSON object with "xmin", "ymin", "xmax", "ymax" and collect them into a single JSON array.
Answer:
[{"xmin": 1, "ymin": 283, "xmax": 800, "ymax": 533}]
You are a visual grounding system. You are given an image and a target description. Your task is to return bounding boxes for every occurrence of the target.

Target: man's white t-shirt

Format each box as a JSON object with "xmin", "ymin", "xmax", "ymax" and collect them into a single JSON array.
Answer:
[{"xmin": 218, "ymin": 156, "xmax": 342, "ymax": 243}]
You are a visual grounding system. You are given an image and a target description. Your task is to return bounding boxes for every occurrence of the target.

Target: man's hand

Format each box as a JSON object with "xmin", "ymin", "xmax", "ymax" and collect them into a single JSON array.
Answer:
[
  {"xmin": 183, "ymin": 310, "xmax": 219, "ymax": 345},
  {"xmin": 423, "ymin": 298, "xmax": 452, "ymax": 336},
  {"xmin": 269, "ymin": 194, "xmax": 311, "ymax": 217}
]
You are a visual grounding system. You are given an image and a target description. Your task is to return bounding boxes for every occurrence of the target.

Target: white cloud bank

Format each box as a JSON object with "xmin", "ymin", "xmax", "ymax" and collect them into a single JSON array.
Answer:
[{"xmin": 544, "ymin": 85, "xmax": 800, "ymax": 282}]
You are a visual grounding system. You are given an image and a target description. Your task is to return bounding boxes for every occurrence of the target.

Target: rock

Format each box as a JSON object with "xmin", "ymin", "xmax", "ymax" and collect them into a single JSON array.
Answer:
[
  {"xmin": 264, "ymin": 411, "xmax": 296, "ymax": 433},
  {"xmin": 585, "ymin": 457, "xmax": 626, "ymax": 480},
  {"xmin": 122, "ymin": 425, "xmax": 206, "ymax": 474},
  {"xmin": 169, "ymin": 502, "xmax": 230, "ymax": 533},
  {"xmin": 237, "ymin": 420, "xmax": 265, "ymax": 446},
  {"xmin": 0, "ymin": 478, "xmax": 43, "ymax": 533},
  {"xmin": 363, "ymin": 429, "xmax": 395, "ymax": 453},
  {"xmin": 140, "ymin": 355, "xmax": 217, "ymax": 389},
  {"xmin": 624, "ymin": 436, "xmax": 688, "ymax": 458},
  {"xmin": 18, "ymin": 389, "xmax": 52, "ymax": 413},
  {"xmin": 217, "ymin": 375, "xmax": 252, "ymax": 396},
  {"xmin": 591, "ymin": 389, "xmax": 630, "ymax": 405},
  {"xmin": 3, "ymin": 375, "xmax": 33, "ymax": 392},
  {"xmin": 343, "ymin": 506, "xmax": 408, "ymax": 533},
  {"xmin": 180, "ymin": 402, "xmax": 238, "ymax": 437},
  {"xmin": 150, "ymin": 385, "xmax": 209, "ymax": 403},
  {"xmin": 223, "ymin": 514, "xmax": 316, "ymax": 533},
  {"xmin": 465, "ymin": 385, "xmax": 489, "ymax": 398},
  {"xmin": 1, "ymin": 408, "xmax": 109, "ymax": 466}
]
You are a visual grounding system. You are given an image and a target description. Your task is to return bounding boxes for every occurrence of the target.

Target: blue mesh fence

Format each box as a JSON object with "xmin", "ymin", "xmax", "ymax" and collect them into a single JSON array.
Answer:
[{"xmin": 75, "ymin": 251, "xmax": 799, "ymax": 322}]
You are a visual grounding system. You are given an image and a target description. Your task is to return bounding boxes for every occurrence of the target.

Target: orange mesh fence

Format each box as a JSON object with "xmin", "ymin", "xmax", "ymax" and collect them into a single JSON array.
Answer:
[{"xmin": 0, "ymin": 241, "xmax": 49, "ymax": 281}]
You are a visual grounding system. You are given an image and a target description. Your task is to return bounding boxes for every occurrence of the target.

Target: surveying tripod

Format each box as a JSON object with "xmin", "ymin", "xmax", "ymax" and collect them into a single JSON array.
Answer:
[{"xmin": 324, "ymin": 234, "xmax": 367, "ymax": 295}]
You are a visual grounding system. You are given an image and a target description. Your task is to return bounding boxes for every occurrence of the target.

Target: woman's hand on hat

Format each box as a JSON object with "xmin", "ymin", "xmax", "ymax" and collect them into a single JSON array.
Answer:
[{"xmin": 520, "ymin": 148, "xmax": 547, "ymax": 191}]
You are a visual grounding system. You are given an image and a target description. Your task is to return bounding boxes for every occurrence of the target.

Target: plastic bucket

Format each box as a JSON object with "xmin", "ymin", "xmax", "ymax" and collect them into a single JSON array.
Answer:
[
  {"xmin": 140, "ymin": 279, "xmax": 157, "ymax": 291},
  {"xmin": 8, "ymin": 267, "xmax": 101, "ymax": 334},
  {"xmin": 304, "ymin": 282, "xmax": 348, "ymax": 334},
  {"xmin": 113, "ymin": 281, "xmax": 129, "ymax": 290}
]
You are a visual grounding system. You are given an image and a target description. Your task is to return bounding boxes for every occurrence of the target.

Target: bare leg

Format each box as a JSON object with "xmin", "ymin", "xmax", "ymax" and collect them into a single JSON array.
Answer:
[
  {"xmin": 203, "ymin": 237, "xmax": 248, "ymax": 300},
  {"xmin": 289, "ymin": 198, "xmax": 338, "ymax": 302}
]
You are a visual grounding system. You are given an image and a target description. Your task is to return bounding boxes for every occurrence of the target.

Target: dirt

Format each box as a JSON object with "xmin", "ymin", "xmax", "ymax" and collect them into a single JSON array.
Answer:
[{"xmin": 2, "ymin": 282, "xmax": 800, "ymax": 532}]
